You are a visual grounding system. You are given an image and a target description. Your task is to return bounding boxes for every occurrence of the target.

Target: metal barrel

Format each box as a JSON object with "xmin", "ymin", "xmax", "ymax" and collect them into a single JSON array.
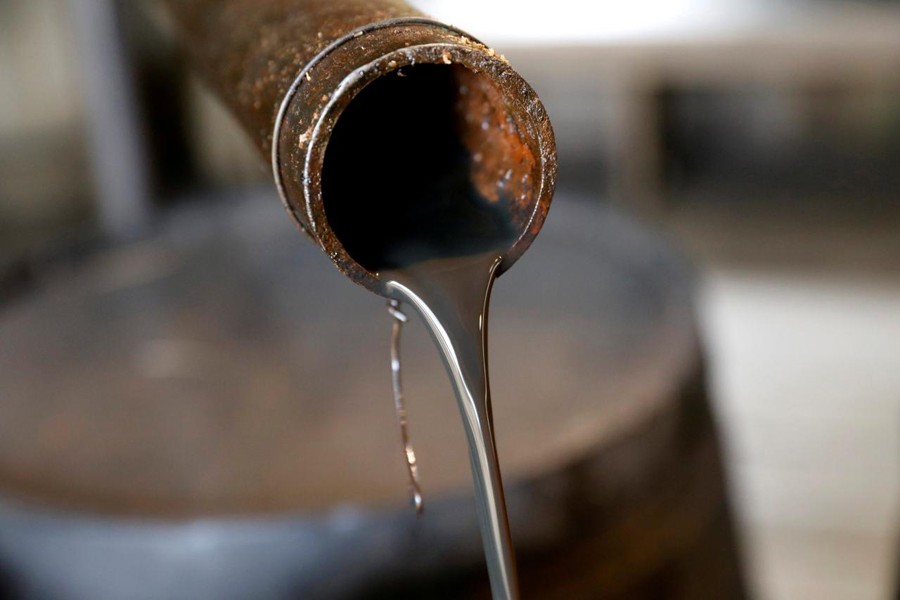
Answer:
[{"xmin": 165, "ymin": 0, "xmax": 557, "ymax": 294}]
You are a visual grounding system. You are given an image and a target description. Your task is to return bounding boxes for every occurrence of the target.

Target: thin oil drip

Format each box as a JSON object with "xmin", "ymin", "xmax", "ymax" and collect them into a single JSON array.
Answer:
[
  {"xmin": 387, "ymin": 300, "xmax": 424, "ymax": 515},
  {"xmin": 384, "ymin": 251, "xmax": 519, "ymax": 600}
]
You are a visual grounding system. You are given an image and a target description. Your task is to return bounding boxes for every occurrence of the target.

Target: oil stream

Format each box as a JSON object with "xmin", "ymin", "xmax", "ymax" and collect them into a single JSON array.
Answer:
[{"xmin": 384, "ymin": 251, "xmax": 518, "ymax": 600}]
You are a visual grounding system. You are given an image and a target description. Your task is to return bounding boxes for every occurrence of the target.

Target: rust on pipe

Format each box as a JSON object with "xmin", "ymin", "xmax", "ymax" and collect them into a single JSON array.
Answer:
[{"xmin": 166, "ymin": 0, "xmax": 557, "ymax": 294}]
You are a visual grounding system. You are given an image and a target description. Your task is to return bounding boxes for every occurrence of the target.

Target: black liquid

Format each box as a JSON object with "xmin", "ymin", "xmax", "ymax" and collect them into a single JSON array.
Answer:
[
  {"xmin": 322, "ymin": 63, "xmax": 524, "ymax": 599},
  {"xmin": 384, "ymin": 251, "xmax": 519, "ymax": 600}
]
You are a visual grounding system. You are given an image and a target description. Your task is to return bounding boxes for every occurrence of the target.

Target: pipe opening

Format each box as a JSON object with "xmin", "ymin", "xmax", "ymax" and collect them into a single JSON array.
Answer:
[{"xmin": 322, "ymin": 63, "xmax": 540, "ymax": 273}]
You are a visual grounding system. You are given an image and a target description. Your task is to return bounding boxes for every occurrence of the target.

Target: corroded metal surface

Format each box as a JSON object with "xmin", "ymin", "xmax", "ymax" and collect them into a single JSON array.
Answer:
[
  {"xmin": 166, "ymin": 0, "xmax": 421, "ymax": 155},
  {"xmin": 166, "ymin": 0, "xmax": 557, "ymax": 294}
]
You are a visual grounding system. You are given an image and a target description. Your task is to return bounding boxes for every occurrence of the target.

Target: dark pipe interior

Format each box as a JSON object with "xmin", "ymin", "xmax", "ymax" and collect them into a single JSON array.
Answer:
[{"xmin": 322, "ymin": 64, "xmax": 520, "ymax": 273}]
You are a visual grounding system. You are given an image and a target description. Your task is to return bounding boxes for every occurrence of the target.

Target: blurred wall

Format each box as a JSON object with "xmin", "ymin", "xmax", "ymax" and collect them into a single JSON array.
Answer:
[{"xmin": 0, "ymin": 0, "xmax": 89, "ymax": 233}]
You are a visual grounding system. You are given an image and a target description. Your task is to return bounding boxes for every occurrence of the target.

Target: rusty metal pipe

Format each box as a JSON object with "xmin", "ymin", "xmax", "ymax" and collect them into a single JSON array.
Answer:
[{"xmin": 166, "ymin": 0, "xmax": 556, "ymax": 294}]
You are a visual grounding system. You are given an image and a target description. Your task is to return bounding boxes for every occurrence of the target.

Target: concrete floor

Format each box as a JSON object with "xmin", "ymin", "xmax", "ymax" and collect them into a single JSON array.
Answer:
[{"xmin": 667, "ymin": 201, "xmax": 900, "ymax": 600}]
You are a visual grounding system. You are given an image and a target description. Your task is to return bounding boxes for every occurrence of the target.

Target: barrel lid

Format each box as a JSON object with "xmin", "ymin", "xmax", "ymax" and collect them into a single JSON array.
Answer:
[{"xmin": 0, "ymin": 193, "xmax": 696, "ymax": 518}]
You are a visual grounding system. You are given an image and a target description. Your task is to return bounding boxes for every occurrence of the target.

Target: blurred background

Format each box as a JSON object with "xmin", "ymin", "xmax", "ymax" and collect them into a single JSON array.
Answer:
[{"xmin": 1, "ymin": 0, "xmax": 900, "ymax": 598}]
